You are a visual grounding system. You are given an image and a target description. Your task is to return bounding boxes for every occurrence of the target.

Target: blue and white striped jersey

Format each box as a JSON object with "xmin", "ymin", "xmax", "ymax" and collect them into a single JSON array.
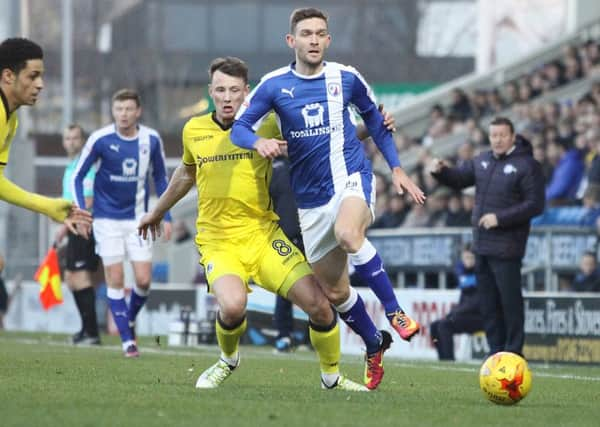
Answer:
[
  {"xmin": 72, "ymin": 124, "xmax": 171, "ymax": 221},
  {"xmin": 231, "ymin": 61, "xmax": 400, "ymax": 209}
]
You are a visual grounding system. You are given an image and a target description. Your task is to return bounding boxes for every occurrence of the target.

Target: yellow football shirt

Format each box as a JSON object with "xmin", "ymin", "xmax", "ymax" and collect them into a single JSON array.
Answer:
[
  {"xmin": 0, "ymin": 89, "xmax": 19, "ymax": 166},
  {"xmin": 182, "ymin": 112, "xmax": 282, "ymax": 244}
]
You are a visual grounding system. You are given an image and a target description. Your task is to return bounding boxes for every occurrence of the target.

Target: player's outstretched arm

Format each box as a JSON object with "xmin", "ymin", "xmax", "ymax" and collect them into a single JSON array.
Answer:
[
  {"xmin": 0, "ymin": 168, "xmax": 92, "ymax": 235},
  {"xmin": 391, "ymin": 167, "xmax": 426, "ymax": 205},
  {"xmin": 138, "ymin": 162, "xmax": 195, "ymax": 241}
]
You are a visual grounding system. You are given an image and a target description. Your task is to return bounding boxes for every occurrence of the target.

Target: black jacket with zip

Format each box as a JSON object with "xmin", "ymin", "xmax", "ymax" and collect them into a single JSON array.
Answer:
[{"xmin": 431, "ymin": 135, "xmax": 545, "ymax": 258}]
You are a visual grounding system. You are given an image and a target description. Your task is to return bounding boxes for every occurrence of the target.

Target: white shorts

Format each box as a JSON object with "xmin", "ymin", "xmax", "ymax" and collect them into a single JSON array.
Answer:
[
  {"xmin": 298, "ymin": 172, "xmax": 376, "ymax": 263},
  {"xmin": 93, "ymin": 218, "xmax": 153, "ymax": 265}
]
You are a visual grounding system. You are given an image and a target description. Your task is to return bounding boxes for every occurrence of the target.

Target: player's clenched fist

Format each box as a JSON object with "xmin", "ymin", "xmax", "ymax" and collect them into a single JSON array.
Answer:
[{"xmin": 254, "ymin": 138, "xmax": 288, "ymax": 159}]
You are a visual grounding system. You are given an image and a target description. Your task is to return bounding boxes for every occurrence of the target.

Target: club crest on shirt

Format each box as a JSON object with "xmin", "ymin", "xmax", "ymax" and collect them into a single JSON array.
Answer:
[
  {"xmin": 327, "ymin": 82, "xmax": 341, "ymax": 97},
  {"xmin": 504, "ymin": 164, "xmax": 517, "ymax": 174},
  {"xmin": 481, "ymin": 160, "xmax": 489, "ymax": 170}
]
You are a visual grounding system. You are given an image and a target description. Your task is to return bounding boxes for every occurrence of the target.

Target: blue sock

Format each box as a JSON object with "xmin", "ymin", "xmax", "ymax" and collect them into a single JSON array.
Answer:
[
  {"xmin": 129, "ymin": 286, "xmax": 149, "ymax": 323},
  {"xmin": 350, "ymin": 240, "xmax": 402, "ymax": 316},
  {"xmin": 107, "ymin": 288, "xmax": 133, "ymax": 343},
  {"xmin": 335, "ymin": 287, "xmax": 382, "ymax": 354}
]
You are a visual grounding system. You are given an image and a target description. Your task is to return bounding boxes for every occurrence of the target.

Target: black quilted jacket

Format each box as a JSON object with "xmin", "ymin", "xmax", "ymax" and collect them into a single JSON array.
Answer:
[{"xmin": 432, "ymin": 136, "xmax": 545, "ymax": 259}]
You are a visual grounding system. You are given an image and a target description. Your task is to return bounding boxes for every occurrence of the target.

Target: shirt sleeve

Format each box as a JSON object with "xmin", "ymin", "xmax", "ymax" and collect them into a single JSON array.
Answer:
[
  {"xmin": 231, "ymin": 80, "xmax": 275, "ymax": 149},
  {"xmin": 151, "ymin": 134, "xmax": 172, "ymax": 222},
  {"xmin": 349, "ymin": 69, "xmax": 400, "ymax": 169},
  {"xmin": 431, "ymin": 159, "xmax": 477, "ymax": 189},
  {"xmin": 83, "ymin": 168, "xmax": 95, "ymax": 198},
  {"xmin": 72, "ymin": 137, "xmax": 100, "ymax": 208},
  {"xmin": 182, "ymin": 122, "xmax": 195, "ymax": 166}
]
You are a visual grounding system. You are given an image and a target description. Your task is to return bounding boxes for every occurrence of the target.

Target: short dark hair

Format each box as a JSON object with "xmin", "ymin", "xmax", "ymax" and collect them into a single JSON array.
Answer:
[
  {"xmin": 0, "ymin": 38, "xmax": 43, "ymax": 75},
  {"xmin": 65, "ymin": 123, "xmax": 85, "ymax": 138},
  {"xmin": 112, "ymin": 88, "xmax": 141, "ymax": 107},
  {"xmin": 489, "ymin": 116, "xmax": 515, "ymax": 134},
  {"xmin": 582, "ymin": 250, "xmax": 597, "ymax": 260},
  {"xmin": 208, "ymin": 57, "xmax": 248, "ymax": 84},
  {"xmin": 289, "ymin": 8, "xmax": 328, "ymax": 34}
]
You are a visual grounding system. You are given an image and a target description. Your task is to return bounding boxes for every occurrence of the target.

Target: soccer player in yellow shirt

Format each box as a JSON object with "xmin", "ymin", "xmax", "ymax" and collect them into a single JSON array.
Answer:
[
  {"xmin": 138, "ymin": 57, "xmax": 368, "ymax": 391},
  {"xmin": 0, "ymin": 38, "xmax": 91, "ymax": 234}
]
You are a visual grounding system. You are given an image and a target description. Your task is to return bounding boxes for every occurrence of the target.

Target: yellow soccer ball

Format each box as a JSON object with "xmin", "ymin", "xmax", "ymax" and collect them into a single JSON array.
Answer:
[{"xmin": 479, "ymin": 351, "xmax": 532, "ymax": 405}]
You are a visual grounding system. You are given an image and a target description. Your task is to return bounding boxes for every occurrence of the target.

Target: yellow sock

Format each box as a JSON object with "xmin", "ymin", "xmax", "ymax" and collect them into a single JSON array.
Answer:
[
  {"xmin": 216, "ymin": 317, "xmax": 247, "ymax": 359},
  {"xmin": 309, "ymin": 322, "xmax": 341, "ymax": 375}
]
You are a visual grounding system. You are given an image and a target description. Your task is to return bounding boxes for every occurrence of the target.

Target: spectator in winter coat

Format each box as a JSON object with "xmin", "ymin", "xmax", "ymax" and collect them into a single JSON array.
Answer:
[
  {"xmin": 545, "ymin": 139, "xmax": 585, "ymax": 205},
  {"xmin": 371, "ymin": 194, "xmax": 409, "ymax": 229},
  {"xmin": 430, "ymin": 243, "xmax": 483, "ymax": 360},
  {"xmin": 429, "ymin": 117, "xmax": 545, "ymax": 357},
  {"xmin": 570, "ymin": 251, "xmax": 600, "ymax": 292}
]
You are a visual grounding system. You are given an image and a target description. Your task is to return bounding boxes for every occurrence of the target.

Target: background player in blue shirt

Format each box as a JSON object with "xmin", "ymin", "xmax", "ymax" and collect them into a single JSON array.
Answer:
[
  {"xmin": 231, "ymin": 7, "xmax": 426, "ymax": 389},
  {"xmin": 72, "ymin": 89, "xmax": 172, "ymax": 357}
]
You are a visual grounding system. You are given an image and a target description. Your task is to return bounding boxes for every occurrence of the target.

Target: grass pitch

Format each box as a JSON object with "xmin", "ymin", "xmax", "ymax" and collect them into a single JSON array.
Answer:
[{"xmin": 1, "ymin": 331, "xmax": 599, "ymax": 427}]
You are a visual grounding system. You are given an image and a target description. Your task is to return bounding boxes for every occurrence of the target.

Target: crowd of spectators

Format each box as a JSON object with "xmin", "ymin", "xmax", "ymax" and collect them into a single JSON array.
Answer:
[
  {"xmin": 368, "ymin": 39, "xmax": 600, "ymax": 234},
  {"xmin": 362, "ymin": 39, "xmax": 600, "ymax": 291}
]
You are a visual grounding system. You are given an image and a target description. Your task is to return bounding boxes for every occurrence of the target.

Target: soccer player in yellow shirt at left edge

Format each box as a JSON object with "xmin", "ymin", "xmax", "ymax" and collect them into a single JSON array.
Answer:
[{"xmin": 0, "ymin": 38, "xmax": 91, "ymax": 235}]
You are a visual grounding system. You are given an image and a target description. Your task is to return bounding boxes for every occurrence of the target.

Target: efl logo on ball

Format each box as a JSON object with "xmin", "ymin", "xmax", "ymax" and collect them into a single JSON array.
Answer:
[{"xmin": 479, "ymin": 351, "xmax": 532, "ymax": 405}]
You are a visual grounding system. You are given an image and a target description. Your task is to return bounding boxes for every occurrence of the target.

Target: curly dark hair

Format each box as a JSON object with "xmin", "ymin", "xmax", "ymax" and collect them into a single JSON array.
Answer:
[{"xmin": 0, "ymin": 38, "xmax": 43, "ymax": 75}]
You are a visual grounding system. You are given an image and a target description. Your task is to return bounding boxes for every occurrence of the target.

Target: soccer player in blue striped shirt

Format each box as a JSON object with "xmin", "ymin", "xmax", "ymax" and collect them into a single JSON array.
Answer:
[
  {"xmin": 232, "ymin": 8, "xmax": 426, "ymax": 389},
  {"xmin": 72, "ymin": 89, "xmax": 172, "ymax": 357}
]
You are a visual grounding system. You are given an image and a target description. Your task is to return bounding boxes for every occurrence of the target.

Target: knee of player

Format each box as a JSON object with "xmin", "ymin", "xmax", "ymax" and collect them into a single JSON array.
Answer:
[
  {"xmin": 134, "ymin": 270, "xmax": 152, "ymax": 289},
  {"xmin": 105, "ymin": 273, "xmax": 124, "ymax": 288},
  {"xmin": 218, "ymin": 297, "xmax": 247, "ymax": 321},
  {"xmin": 304, "ymin": 295, "xmax": 334, "ymax": 325},
  {"xmin": 334, "ymin": 228, "xmax": 364, "ymax": 253},
  {"xmin": 135, "ymin": 280, "xmax": 151, "ymax": 290},
  {"xmin": 322, "ymin": 286, "xmax": 350, "ymax": 307}
]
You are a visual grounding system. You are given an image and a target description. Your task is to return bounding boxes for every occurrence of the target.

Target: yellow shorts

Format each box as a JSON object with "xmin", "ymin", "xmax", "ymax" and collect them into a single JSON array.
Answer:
[{"xmin": 199, "ymin": 224, "xmax": 312, "ymax": 298}]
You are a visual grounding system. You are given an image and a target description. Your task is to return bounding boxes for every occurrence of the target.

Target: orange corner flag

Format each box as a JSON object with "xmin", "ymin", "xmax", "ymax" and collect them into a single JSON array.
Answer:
[{"xmin": 34, "ymin": 247, "xmax": 63, "ymax": 310}]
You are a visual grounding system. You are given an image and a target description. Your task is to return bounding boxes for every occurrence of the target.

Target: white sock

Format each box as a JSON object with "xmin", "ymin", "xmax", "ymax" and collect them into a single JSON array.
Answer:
[
  {"xmin": 106, "ymin": 287, "xmax": 125, "ymax": 300},
  {"xmin": 220, "ymin": 352, "xmax": 239, "ymax": 368},
  {"xmin": 334, "ymin": 286, "xmax": 358, "ymax": 313},
  {"xmin": 133, "ymin": 285, "xmax": 150, "ymax": 297},
  {"xmin": 321, "ymin": 372, "xmax": 341, "ymax": 388},
  {"xmin": 349, "ymin": 239, "xmax": 377, "ymax": 266},
  {"xmin": 122, "ymin": 340, "xmax": 136, "ymax": 351}
]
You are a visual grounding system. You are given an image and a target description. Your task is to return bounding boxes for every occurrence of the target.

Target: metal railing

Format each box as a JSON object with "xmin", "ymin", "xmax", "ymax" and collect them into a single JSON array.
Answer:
[
  {"xmin": 367, "ymin": 226, "xmax": 596, "ymax": 291},
  {"xmin": 21, "ymin": 214, "xmax": 595, "ymax": 292}
]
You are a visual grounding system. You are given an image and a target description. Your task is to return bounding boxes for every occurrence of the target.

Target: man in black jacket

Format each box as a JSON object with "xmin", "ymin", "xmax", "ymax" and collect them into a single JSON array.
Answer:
[
  {"xmin": 270, "ymin": 156, "xmax": 304, "ymax": 352},
  {"xmin": 429, "ymin": 117, "xmax": 545, "ymax": 356}
]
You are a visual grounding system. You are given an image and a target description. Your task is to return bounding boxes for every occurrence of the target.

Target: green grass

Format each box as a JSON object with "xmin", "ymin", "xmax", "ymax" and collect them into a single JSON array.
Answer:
[{"xmin": 1, "ymin": 331, "xmax": 600, "ymax": 427}]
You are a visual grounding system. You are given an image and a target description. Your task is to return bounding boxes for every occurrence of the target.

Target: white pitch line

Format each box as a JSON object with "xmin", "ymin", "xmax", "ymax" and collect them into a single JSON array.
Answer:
[
  {"xmin": 388, "ymin": 361, "xmax": 600, "ymax": 382},
  {"xmin": 3, "ymin": 337, "xmax": 600, "ymax": 382}
]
